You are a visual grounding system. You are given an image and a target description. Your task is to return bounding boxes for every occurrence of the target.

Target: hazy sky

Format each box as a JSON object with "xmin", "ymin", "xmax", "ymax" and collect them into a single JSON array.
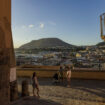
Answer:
[{"xmin": 12, "ymin": 0, "xmax": 105, "ymax": 48}]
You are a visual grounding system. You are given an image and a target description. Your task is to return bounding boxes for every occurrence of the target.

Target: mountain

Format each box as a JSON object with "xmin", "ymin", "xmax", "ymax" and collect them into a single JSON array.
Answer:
[
  {"xmin": 96, "ymin": 41, "xmax": 105, "ymax": 46},
  {"xmin": 18, "ymin": 38, "xmax": 75, "ymax": 49}
]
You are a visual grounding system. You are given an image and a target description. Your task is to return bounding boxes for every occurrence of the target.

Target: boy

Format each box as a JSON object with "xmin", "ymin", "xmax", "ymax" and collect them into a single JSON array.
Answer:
[{"xmin": 66, "ymin": 66, "xmax": 72, "ymax": 87}]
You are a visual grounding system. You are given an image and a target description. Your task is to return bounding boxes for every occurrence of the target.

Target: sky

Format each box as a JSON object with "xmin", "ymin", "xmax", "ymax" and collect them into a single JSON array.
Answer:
[{"xmin": 12, "ymin": 0, "xmax": 105, "ymax": 48}]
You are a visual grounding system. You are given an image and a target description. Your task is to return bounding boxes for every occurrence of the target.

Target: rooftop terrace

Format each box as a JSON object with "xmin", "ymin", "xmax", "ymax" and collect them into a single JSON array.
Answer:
[{"xmin": 11, "ymin": 78, "xmax": 105, "ymax": 105}]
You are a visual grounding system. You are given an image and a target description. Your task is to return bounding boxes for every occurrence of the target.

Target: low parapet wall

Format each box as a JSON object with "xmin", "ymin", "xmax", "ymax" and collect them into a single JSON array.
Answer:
[
  {"xmin": 19, "ymin": 65, "xmax": 60, "ymax": 70},
  {"xmin": 17, "ymin": 68, "xmax": 105, "ymax": 80}
]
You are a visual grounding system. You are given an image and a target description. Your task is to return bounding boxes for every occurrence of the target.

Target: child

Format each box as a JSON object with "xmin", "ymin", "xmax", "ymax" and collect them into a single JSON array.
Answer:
[
  {"xmin": 32, "ymin": 72, "xmax": 40, "ymax": 98},
  {"xmin": 66, "ymin": 66, "xmax": 72, "ymax": 87}
]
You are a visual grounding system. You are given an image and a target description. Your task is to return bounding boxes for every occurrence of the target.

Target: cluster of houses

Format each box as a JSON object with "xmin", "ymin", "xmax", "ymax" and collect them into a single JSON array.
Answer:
[{"xmin": 15, "ymin": 46, "xmax": 105, "ymax": 70}]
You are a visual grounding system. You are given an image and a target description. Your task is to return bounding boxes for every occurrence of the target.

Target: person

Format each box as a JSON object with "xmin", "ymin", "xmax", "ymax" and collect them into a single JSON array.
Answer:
[
  {"xmin": 66, "ymin": 66, "xmax": 72, "ymax": 87},
  {"xmin": 32, "ymin": 72, "xmax": 40, "ymax": 98},
  {"xmin": 59, "ymin": 66, "xmax": 64, "ymax": 83},
  {"xmin": 53, "ymin": 72, "xmax": 59, "ymax": 84},
  {"xmin": 98, "ymin": 59, "xmax": 102, "ymax": 70}
]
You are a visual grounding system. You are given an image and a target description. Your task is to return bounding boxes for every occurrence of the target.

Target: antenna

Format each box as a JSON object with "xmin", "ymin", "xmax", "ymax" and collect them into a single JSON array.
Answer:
[{"xmin": 100, "ymin": 13, "xmax": 105, "ymax": 41}]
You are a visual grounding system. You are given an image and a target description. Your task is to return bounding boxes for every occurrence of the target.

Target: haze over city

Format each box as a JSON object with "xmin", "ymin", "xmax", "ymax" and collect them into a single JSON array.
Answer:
[{"xmin": 12, "ymin": 0, "xmax": 105, "ymax": 48}]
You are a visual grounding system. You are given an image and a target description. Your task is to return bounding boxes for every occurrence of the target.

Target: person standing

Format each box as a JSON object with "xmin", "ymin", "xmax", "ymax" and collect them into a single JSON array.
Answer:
[
  {"xmin": 66, "ymin": 66, "xmax": 72, "ymax": 87},
  {"xmin": 59, "ymin": 66, "xmax": 64, "ymax": 83},
  {"xmin": 32, "ymin": 72, "xmax": 40, "ymax": 98}
]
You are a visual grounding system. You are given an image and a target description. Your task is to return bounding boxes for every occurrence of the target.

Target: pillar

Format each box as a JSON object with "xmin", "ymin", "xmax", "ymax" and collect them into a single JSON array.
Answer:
[{"xmin": 0, "ymin": 0, "xmax": 17, "ymax": 104}]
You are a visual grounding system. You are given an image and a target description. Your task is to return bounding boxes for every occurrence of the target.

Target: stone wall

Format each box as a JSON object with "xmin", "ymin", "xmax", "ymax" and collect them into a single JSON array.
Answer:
[{"xmin": 17, "ymin": 68, "xmax": 105, "ymax": 80}]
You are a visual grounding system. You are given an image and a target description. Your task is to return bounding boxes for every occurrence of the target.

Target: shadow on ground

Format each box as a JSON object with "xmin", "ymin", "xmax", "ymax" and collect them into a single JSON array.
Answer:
[
  {"xmin": 17, "ymin": 78, "xmax": 105, "ymax": 104},
  {"xmin": 71, "ymin": 79, "xmax": 105, "ymax": 100},
  {"xmin": 11, "ymin": 96, "xmax": 62, "ymax": 105}
]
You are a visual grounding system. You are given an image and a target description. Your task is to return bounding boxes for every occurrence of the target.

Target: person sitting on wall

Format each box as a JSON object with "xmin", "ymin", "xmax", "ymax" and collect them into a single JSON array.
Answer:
[{"xmin": 53, "ymin": 72, "xmax": 59, "ymax": 84}]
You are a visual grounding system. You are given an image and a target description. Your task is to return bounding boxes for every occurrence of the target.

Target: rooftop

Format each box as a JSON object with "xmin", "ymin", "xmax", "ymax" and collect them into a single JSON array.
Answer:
[{"xmin": 13, "ymin": 78, "xmax": 105, "ymax": 105}]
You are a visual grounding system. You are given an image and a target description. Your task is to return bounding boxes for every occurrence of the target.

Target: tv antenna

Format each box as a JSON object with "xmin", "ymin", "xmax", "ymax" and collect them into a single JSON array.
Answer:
[{"xmin": 100, "ymin": 13, "xmax": 105, "ymax": 41}]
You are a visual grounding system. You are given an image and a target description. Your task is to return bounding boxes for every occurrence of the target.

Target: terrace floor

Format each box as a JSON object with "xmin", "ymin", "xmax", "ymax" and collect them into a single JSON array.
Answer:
[{"xmin": 12, "ymin": 78, "xmax": 105, "ymax": 105}]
